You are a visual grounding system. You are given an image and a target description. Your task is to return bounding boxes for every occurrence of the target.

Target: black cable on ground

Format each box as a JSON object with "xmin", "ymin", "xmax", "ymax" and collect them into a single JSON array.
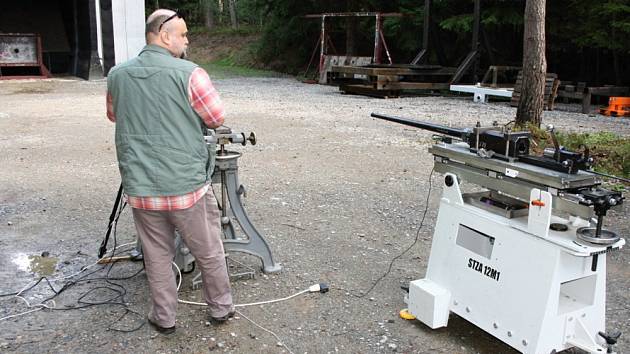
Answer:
[
  {"xmin": 56, "ymin": 199, "xmax": 146, "ymax": 332},
  {"xmin": 347, "ymin": 167, "xmax": 435, "ymax": 299},
  {"xmin": 4, "ymin": 197, "xmax": 147, "ymax": 332}
]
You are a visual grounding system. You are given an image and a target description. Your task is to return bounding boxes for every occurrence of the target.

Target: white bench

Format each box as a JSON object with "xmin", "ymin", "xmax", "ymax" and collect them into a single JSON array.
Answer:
[{"xmin": 450, "ymin": 84, "xmax": 513, "ymax": 103}]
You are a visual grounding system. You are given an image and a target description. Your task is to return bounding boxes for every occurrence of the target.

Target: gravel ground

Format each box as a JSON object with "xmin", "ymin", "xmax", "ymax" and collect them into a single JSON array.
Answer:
[{"xmin": 0, "ymin": 77, "xmax": 628, "ymax": 354}]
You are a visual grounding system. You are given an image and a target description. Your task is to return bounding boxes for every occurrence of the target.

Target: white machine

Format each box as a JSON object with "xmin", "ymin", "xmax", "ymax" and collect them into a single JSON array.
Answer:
[{"xmin": 372, "ymin": 113, "xmax": 625, "ymax": 354}]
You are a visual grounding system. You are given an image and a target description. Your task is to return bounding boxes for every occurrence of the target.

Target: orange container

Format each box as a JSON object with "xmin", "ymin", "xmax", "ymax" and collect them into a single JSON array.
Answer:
[{"xmin": 600, "ymin": 96, "xmax": 630, "ymax": 117}]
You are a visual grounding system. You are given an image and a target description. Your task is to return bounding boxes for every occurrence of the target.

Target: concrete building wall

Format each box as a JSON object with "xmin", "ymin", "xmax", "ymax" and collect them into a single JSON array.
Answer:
[{"xmin": 111, "ymin": 0, "xmax": 145, "ymax": 65}]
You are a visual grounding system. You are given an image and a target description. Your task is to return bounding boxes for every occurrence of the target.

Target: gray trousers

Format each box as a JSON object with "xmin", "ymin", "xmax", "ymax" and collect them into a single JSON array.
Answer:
[{"xmin": 132, "ymin": 191, "xmax": 233, "ymax": 328}]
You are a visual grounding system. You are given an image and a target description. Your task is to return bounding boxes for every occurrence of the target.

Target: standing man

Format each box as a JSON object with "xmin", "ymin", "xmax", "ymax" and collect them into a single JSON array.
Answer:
[{"xmin": 106, "ymin": 9, "xmax": 234, "ymax": 335}]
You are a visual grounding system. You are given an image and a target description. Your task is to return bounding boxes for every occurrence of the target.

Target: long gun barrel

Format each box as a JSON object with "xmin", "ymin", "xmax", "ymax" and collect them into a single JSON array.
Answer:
[
  {"xmin": 371, "ymin": 113, "xmax": 472, "ymax": 142},
  {"xmin": 371, "ymin": 112, "xmax": 531, "ymax": 160}
]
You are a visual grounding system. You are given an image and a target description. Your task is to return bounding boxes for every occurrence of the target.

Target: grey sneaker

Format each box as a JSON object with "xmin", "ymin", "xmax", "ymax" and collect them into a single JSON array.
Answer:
[
  {"xmin": 148, "ymin": 318, "xmax": 176, "ymax": 335},
  {"xmin": 209, "ymin": 310, "xmax": 236, "ymax": 324}
]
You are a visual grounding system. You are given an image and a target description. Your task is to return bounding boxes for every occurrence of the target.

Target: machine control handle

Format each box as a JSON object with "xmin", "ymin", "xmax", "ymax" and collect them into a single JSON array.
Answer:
[
  {"xmin": 599, "ymin": 330, "xmax": 622, "ymax": 353},
  {"xmin": 531, "ymin": 199, "xmax": 545, "ymax": 207},
  {"xmin": 598, "ymin": 331, "xmax": 621, "ymax": 345},
  {"xmin": 204, "ymin": 131, "xmax": 257, "ymax": 146},
  {"xmin": 247, "ymin": 132, "xmax": 257, "ymax": 146}
]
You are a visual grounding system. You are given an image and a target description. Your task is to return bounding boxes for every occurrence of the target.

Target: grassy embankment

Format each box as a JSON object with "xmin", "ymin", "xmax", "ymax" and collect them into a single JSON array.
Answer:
[{"xmin": 187, "ymin": 26, "xmax": 282, "ymax": 79}]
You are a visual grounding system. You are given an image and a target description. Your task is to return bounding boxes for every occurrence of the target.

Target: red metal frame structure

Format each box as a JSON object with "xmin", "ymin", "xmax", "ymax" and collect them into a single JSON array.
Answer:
[
  {"xmin": 0, "ymin": 33, "xmax": 50, "ymax": 80},
  {"xmin": 322, "ymin": 0, "xmax": 482, "ymax": 98},
  {"xmin": 304, "ymin": 12, "xmax": 402, "ymax": 74}
]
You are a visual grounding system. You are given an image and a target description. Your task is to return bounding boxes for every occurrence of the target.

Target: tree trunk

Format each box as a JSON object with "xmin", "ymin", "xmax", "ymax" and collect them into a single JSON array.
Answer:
[
  {"xmin": 515, "ymin": 0, "xmax": 547, "ymax": 127},
  {"xmin": 228, "ymin": 0, "xmax": 238, "ymax": 30},
  {"xmin": 202, "ymin": 0, "xmax": 214, "ymax": 30},
  {"xmin": 217, "ymin": 0, "xmax": 224, "ymax": 25}
]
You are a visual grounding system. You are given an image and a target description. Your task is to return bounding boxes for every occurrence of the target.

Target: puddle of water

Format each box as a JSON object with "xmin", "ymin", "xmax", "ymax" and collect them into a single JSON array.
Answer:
[
  {"xmin": 12, "ymin": 253, "xmax": 58, "ymax": 276},
  {"xmin": 10, "ymin": 86, "xmax": 53, "ymax": 95}
]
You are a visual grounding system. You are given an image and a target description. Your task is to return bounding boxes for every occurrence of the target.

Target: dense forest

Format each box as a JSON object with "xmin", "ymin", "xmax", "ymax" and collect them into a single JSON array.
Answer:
[{"xmin": 149, "ymin": 0, "xmax": 630, "ymax": 86}]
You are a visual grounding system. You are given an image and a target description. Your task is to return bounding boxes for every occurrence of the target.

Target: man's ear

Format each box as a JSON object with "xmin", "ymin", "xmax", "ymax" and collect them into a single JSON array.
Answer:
[{"xmin": 160, "ymin": 30, "xmax": 170, "ymax": 45}]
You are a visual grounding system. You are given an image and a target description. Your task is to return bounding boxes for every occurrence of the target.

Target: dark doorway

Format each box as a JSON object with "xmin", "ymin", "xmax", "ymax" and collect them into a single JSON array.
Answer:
[{"xmin": 0, "ymin": 0, "xmax": 105, "ymax": 79}]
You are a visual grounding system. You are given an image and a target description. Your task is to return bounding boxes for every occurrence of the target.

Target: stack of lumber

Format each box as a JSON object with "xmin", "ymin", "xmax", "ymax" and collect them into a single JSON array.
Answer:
[{"xmin": 330, "ymin": 64, "xmax": 454, "ymax": 98}]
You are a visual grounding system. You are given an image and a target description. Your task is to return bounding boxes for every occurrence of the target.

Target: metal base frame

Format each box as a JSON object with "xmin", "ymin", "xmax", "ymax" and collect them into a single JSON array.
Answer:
[
  {"xmin": 132, "ymin": 149, "xmax": 281, "ymax": 287},
  {"xmin": 212, "ymin": 150, "xmax": 282, "ymax": 274},
  {"xmin": 405, "ymin": 173, "xmax": 624, "ymax": 353}
]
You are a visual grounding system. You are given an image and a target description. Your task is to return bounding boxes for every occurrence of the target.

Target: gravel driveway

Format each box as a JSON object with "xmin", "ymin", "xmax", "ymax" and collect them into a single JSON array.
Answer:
[{"xmin": 0, "ymin": 77, "xmax": 628, "ymax": 353}]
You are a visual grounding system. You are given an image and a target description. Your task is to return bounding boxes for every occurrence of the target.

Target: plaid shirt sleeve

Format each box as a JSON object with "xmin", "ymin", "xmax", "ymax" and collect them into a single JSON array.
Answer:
[
  {"xmin": 188, "ymin": 67, "xmax": 224, "ymax": 128},
  {"xmin": 106, "ymin": 91, "xmax": 116, "ymax": 122}
]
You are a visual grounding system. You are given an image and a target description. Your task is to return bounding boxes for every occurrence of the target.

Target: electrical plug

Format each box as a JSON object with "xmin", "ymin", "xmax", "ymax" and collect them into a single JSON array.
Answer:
[{"xmin": 308, "ymin": 283, "xmax": 330, "ymax": 293}]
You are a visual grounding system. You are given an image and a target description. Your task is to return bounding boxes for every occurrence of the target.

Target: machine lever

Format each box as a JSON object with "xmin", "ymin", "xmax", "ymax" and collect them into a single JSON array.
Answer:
[
  {"xmin": 546, "ymin": 124, "xmax": 561, "ymax": 162},
  {"xmin": 598, "ymin": 331, "xmax": 621, "ymax": 353}
]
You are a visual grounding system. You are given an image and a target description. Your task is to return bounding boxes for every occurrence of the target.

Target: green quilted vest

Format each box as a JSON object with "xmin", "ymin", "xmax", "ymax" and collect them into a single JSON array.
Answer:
[{"xmin": 107, "ymin": 45, "xmax": 215, "ymax": 197}]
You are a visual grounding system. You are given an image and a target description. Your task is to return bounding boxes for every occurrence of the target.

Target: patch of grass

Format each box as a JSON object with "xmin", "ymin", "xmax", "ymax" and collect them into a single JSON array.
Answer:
[
  {"xmin": 556, "ymin": 131, "xmax": 630, "ymax": 179},
  {"xmin": 10, "ymin": 86, "xmax": 52, "ymax": 94},
  {"xmin": 522, "ymin": 124, "xmax": 630, "ymax": 180},
  {"xmin": 199, "ymin": 60, "xmax": 281, "ymax": 79},
  {"xmin": 189, "ymin": 25, "xmax": 260, "ymax": 36},
  {"xmin": 188, "ymin": 26, "xmax": 281, "ymax": 79}
]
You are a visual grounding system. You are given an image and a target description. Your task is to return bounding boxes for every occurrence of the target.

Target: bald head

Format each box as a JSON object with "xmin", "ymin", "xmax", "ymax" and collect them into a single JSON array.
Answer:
[
  {"xmin": 146, "ymin": 9, "xmax": 177, "ymax": 38},
  {"xmin": 144, "ymin": 9, "xmax": 189, "ymax": 58}
]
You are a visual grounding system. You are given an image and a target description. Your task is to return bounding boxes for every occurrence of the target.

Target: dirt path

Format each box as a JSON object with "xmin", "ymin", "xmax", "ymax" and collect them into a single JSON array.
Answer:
[{"xmin": 0, "ymin": 77, "xmax": 628, "ymax": 353}]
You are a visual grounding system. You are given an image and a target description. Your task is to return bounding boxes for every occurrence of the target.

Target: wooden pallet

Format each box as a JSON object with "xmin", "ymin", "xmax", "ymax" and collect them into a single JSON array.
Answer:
[
  {"xmin": 510, "ymin": 72, "xmax": 560, "ymax": 110},
  {"xmin": 583, "ymin": 86, "xmax": 630, "ymax": 114},
  {"xmin": 557, "ymin": 82, "xmax": 587, "ymax": 102},
  {"xmin": 340, "ymin": 82, "xmax": 451, "ymax": 98},
  {"xmin": 339, "ymin": 84, "xmax": 401, "ymax": 98},
  {"xmin": 330, "ymin": 64, "xmax": 454, "ymax": 98}
]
